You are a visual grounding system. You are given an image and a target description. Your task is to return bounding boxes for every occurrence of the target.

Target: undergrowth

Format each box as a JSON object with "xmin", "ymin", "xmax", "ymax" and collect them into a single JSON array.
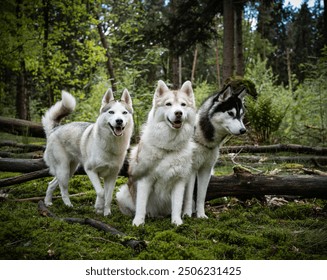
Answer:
[{"xmin": 1, "ymin": 173, "xmax": 327, "ymax": 260}]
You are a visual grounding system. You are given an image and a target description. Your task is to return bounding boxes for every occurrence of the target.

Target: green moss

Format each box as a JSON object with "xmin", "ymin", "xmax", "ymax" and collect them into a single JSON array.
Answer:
[{"xmin": 1, "ymin": 174, "xmax": 327, "ymax": 260}]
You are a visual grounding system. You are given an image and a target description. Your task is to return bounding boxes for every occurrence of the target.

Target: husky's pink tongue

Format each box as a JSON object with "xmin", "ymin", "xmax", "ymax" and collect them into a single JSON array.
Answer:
[
  {"xmin": 172, "ymin": 120, "xmax": 182, "ymax": 129},
  {"xmin": 114, "ymin": 127, "xmax": 124, "ymax": 136}
]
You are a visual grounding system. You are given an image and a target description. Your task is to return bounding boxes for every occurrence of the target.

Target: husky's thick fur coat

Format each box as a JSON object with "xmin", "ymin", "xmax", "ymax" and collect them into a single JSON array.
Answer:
[
  {"xmin": 116, "ymin": 80, "xmax": 196, "ymax": 226},
  {"xmin": 42, "ymin": 89, "xmax": 133, "ymax": 216},
  {"xmin": 183, "ymin": 85, "xmax": 247, "ymax": 218}
]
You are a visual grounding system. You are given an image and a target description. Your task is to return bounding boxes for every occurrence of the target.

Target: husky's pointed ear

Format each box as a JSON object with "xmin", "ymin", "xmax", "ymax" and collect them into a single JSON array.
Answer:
[
  {"xmin": 180, "ymin": 80, "xmax": 193, "ymax": 97},
  {"xmin": 181, "ymin": 80, "xmax": 195, "ymax": 107},
  {"xmin": 100, "ymin": 88, "xmax": 114, "ymax": 111},
  {"xmin": 238, "ymin": 87, "xmax": 247, "ymax": 101},
  {"xmin": 121, "ymin": 88, "xmax": 133, "ymax": 113},
  {"xmin": 155, "ymin": 80, "xmax": 169, "ymax": 97},
  {"xmin": 218, "ymin": 85, "xmax": 232, "ymax": 102}
]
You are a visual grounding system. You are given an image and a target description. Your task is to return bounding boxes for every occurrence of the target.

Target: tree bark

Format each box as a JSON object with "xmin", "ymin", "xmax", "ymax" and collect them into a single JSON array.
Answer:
[
  {"xmin": 234, "ymin": 1, "xmax": 244, "ymax": 77},
  {"xmin": 222, "ymin": 0, "xmax": 234, "ymax": 82},
  {"xmin": 171, "ymin": 55, "xmax": 179, "ymax": 89},
  {"xmin": 16, "ymin": 0, "xmax": 30, "ymax": 120},
  {"xmin": 97, "ymin": 23, "xmax": 117, "ymax": 92},
  {"xmin": 191, "ymin": 47, "xmax": 198, "ymax": 83}
]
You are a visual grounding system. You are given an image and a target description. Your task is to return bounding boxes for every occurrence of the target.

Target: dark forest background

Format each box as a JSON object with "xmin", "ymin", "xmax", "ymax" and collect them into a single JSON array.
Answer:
[{"xmin": 1, "ymin": 0, "xmax": 326, "ymax": 145}]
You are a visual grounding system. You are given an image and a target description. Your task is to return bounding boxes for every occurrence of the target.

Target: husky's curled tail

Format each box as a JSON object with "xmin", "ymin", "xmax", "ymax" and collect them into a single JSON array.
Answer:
[{"xmin": 42, "ymin": 91, "xmax": 76, "ymax": 138}]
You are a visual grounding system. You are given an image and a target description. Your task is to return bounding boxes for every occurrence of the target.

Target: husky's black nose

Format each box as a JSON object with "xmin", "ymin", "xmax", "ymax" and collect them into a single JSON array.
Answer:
[
  {"xmin": 116, "ymin": 119, "xmax": 123, "ymax": 125},
  {"xmin": 175, "ymin": 111, "xmax": 183, "ymax": 118},
  {"xmin": 240, "ymin": 128, "xmax": 246, "ymax": 134}
]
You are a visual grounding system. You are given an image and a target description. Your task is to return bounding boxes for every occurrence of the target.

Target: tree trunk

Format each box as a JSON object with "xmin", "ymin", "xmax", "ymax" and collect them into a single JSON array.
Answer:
[
  {"xmin": 215, "ymin": 40, "xmax": 221, "ymax": 88},
  {"xmin": 171, "ymin": 54, "xmax": 179, "ymax": 89},
  {"xmin": 191, "ymin": 47, "xmax": 198, "ymax": 83},
  {"xmin": 234, "ymin": 1, "xmax": 244, "ymax": 77},
  {"xmin": 16, "ymin": 0, "xmax": 30, "ymax": 120},
  {"xmin": 222, "ymin": 0, "xmax": 234, "ymax": 82},
  {"xmin": 97, "ymin": 23, "xmax": 117, "ymax": 92},
  {"xmin": 42, "ymin": 0, "xmax": 54, "ymax": 107}
]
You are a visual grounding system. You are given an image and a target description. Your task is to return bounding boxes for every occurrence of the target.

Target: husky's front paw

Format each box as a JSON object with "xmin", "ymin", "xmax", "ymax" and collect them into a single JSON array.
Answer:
[
  {"xmin": 44, "ymin": 198, "xmax": 53, "ymax": 207},
  {"xmin": 95, "ymin": 195, "xmax": 105, "ymax": 214},
  {"xmin": 182, "ymin": 209, "xmax": 192, "ymax": 218},
  {"xmin": 196, "ymin": 212, "xmax": 208, "ymax": 219},
  {"xmin": 103, "ymin": 207, "xmax": 111, "ymax": 217},
  {"xmin": 132, "ymin": 216, "xmax": 145, "ymax": 226},
  {"xmin": 62, "ymin": 197, "xmax": 73, "ymax": 207},
  {"xmin": 172, "ymin": 217, "xmax": 183, "ymax": 226}
]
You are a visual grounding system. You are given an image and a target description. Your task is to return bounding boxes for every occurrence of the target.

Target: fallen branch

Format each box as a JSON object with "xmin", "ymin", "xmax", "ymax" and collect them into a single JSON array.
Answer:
[
  {"xmin": 220, "ymin": 144, "xmax": 327, "ymax": 155},
  {"xmin": 13, "ymin": 192, "xmax": 89, "ymax": 202},
  {"xmin": 37, "ymin": 200, "xmax": 146, "ymax": 252},
  {"xmin": 0, "ymin": 169, "xmax": 50, "ymax": 187},
  {"xmin": 220, "ymin": 155, "xmax": 327, "ymax": 165}
]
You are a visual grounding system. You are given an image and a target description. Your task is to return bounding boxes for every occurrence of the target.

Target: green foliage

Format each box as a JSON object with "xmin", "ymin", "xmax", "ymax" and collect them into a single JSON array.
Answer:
[
  {"xmin": 193, "ymin": 80, "xmax": 218, "ymax": 107},
  {"xmin": 245, "ymin": 57, "xmax": 288, "ymax": 143},
  {"xmin": 283, "ymin": 48, "xmax": 327, "ymax": 146}
]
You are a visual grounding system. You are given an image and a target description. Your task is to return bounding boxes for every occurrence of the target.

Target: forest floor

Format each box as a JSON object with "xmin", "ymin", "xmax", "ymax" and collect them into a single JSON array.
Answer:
[{"xmin": 1, "ymin": 155, "xmax": 327, "ymax": 260}]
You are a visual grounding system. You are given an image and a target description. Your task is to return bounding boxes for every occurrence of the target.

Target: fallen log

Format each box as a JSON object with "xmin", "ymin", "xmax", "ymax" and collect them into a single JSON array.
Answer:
[
  {"xmin": 0, "ymin": 169, "xmax": 50, "ymax": 187},
  {"xmin": 220, "ymin": 144, "xmax": 327, "ymax": 155},
  {"xmin": 37, "ymin": 200, "xmax": 146, "ymax": 251},
  {"xmin": 205, "ymin": 167, "xmax": 327, "ymax": 200},
  {"xmin": 0, "ymin": 140, "xmax": 45, "ymax": 152},
  {"xmin": 0, "ymin": 158, "xmax": 47, "ymax": 173},
  {"xmin": 0, "ymin": 116, "xmax": 45, "ymax": 138},
  {"xmin": 0, "ymin": 159, "xmax": 129, "ymax": 187}
]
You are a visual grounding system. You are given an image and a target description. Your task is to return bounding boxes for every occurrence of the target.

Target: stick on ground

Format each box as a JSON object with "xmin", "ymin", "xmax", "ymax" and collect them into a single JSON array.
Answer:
[{"xmin": 37, "ymin": 200, "xmax": 147, "ymax": 252}]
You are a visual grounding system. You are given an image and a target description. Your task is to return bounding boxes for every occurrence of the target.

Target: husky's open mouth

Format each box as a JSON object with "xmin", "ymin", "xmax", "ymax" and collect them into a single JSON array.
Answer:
[
  {"xmin": 109, "ymin": 124, "xmax": 125, "ymax": 136},
  {"xmin": 167, "ymin": 118, "xmax": 183, "ymax": 129}
]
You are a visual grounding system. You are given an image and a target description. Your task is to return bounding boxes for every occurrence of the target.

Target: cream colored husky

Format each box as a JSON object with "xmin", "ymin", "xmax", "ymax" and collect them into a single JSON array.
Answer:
[{"xmin": 116, "ymin": 80, "xmax": 196, "ymax": 225}]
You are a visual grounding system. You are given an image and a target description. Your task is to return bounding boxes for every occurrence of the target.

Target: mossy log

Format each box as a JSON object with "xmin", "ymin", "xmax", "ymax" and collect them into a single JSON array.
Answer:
[{"xmin": 205, "ymin": 167, "xmax": 327, "ymax": 200}]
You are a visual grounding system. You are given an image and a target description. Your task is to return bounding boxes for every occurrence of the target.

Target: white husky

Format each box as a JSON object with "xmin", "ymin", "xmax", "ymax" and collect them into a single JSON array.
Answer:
[
  {"xmin": 42, "ymin": 88, "xmax": 133, "ymax": 216},
  {"xmin": 183, "ymin": 85, "xmax": 247, "ymax": 218},
  {"xmin": 116, "ymin": 80, "xmax": 196, "ymax": 226}
]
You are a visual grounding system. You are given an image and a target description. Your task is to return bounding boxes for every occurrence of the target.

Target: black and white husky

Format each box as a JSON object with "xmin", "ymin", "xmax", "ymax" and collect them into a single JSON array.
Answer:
[
  {"xmin": 183, "ymin": 85, "xmax": 246, "ymax": 218},
  {"xmin": 42, "ymin": 89, "xmax": 133, "ymax": 216}
]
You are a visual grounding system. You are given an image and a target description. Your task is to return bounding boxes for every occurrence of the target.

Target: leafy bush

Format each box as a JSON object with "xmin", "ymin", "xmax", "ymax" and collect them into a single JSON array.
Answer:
[{"xmin": 245, "ymin": 57, "xmax": 288, "ymax": 143}]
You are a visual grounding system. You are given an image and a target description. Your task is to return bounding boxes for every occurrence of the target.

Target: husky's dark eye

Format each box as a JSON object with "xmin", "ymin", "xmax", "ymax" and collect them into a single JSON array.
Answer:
[
  {"xmin": 108, "ymin": 110, "xmax": 114, "ymax": 114},
  {"xmin": 166, "ymin": 102, "xmax": 172, "ymax": 106},
  {"xmin": 181, "ymin": 103, "xmax": 186, "ymax": 107},
  {"xmin": 122, "ymin": 111, "xmax": 128, "ymax": 115},
  {"xmin": 228, "ymin": 111, "xmax": 235, "ymax": 117}
]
